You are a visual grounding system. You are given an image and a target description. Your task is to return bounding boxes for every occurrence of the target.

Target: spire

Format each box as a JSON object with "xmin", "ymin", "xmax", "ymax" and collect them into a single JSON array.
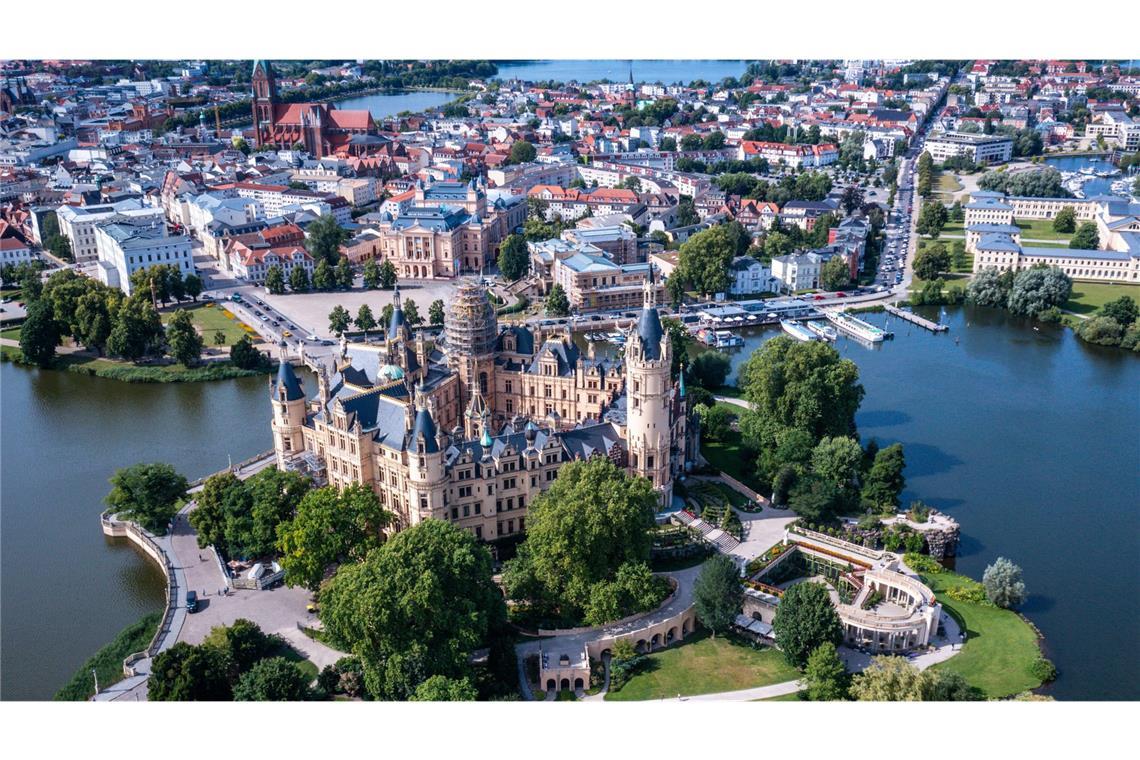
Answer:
[
  {"xmin": 387, "ymin": 284, "xmax": 406, "ymax": 341},
  {"xmin": 679, "ymin": 362, "xmax": 687, "ymax": 398}
]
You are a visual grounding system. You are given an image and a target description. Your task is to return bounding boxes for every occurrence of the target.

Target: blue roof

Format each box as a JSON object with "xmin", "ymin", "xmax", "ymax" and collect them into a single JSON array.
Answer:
[
  {"xmin": 412, "ymin": 407, "xmax": 439, "ymax": 453},
  {"xmin": 274, "ymin": 360, "xmax": 305, "ymax": 401},
  {"xmin": 637, "ymin": 305, "xmax": 664, "ymax": 360},
  {"xmin": 976, "ymin": 232, "xmax": 1021, "ymax": 253},
  {"xmin": 1020, "ymin": 246, "xmax": 1132, "ymax": 261}
]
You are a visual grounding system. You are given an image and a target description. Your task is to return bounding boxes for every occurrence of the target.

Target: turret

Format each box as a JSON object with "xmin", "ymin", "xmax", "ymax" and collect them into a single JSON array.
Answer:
[
  {"xmin": 271, "ymin": 345, "xmax": 307, "ymax": 468},
  {"xmin": 407, "ymin": 383, "xmax": 445, "ymax": 525},
  {"xmin": 625, "ymin": 265, "xmax": 673, "ymax": 507}
]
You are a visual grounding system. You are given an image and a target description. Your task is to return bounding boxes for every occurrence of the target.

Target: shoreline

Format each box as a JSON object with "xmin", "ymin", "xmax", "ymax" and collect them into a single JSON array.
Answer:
[
  {"xmin": 53, "ymin": 611, "xmax": 162, "ymax": 701},
  {"xmin": 0, "ymin": 344, "xmax": 272, "ymax": 383}
]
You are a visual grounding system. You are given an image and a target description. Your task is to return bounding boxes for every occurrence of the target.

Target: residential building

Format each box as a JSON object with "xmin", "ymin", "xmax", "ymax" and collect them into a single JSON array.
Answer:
[{"xmin": 93, "ymin": 218, "xmax": 194, "ymax": 295}]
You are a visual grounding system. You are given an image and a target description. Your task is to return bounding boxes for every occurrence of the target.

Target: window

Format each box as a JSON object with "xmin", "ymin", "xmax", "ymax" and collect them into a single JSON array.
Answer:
[
  {"xmin": 451, "ymin": 507, "xmax": 459, "ymax": 520},
  {"xmin": 459, "ymin": 486, "xmax": 472, "ymax": 498}
]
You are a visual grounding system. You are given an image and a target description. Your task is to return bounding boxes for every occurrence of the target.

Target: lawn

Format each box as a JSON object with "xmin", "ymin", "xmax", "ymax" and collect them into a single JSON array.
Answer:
[
  {"xmin": 921, "ymin": 570, "xmax": 1045, "ymax": 698},
  {"xmin": 933, "ymin": 171, "xmax": 963, "ymax": 199},
  {"xmin": 162, "ymin": 302, "xmax": 252, "ymax": 344},
  {"xmin": 54, "ymin": 612, "xmax": 161, "ymax": 700},
  {"xmin": 1063, "ymin": 282, "xmax": 1140, "ymax": 316},
  {"xmin": 274, "ymin": 642, "xmax": 320, "ymax": 682},
  {"xmin": 605, "ymin": 631, "xmax": 800, "ymax": 701},
  {"xmin": 1, "ymin": 326, "xmax": 21, "ymax": 341},
  {"xmin": 755, "ymin": 691, "xmax": 803, "ymax": 701},
  {"xmin": 700, "ymin": 404, "xmax": 769, "ymax": 495},
  {"xmin": 1013, "ymin": 218, "xmax": 1072, "ymax": 242}
]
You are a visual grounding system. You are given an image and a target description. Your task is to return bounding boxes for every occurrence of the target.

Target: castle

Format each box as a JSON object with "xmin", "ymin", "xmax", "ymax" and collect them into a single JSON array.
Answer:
[{"xmin": 270, "ymin": 277, "xmax": 698, "ymax": 544}]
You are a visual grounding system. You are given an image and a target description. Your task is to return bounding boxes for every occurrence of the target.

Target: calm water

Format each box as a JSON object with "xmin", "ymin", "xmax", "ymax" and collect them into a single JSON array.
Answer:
[
  {"xmin": 0, "ymin": 364, "xmax": 275, "ymax": 700},
  {"xmin": 715, "ymin": 305, "xmax": 1140, "ymax": 700},
  {"xmin": 333, "ymin": 90, "xmax": 456, "ymax": 118},
  {"xmin": 1044, "ymin": 155, "xmax": 1137, "ymax": 199},
  {"xmin": 493, "ymin": 60, "xmax": 749, "ymax": 86}
]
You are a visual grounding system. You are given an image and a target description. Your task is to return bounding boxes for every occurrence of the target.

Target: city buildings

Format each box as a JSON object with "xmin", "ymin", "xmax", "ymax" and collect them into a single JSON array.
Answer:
[
  {"xmin": 923, "ymin": 131, "xmax": 1014, "ymax": 165},
  {"xmin": 92, "ymin": 217, "xmax": 194, "ymax": 294}
]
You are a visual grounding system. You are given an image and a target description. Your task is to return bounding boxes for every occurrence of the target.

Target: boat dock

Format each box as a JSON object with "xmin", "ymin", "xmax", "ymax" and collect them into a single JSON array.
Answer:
[{"xmin": 884, "ymin": 304, "xmax": 949, "ymax": 333}]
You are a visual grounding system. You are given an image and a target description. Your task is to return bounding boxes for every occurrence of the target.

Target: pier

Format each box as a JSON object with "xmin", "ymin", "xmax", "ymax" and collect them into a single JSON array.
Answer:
[{"xmin": 884, "ymin": 304, "xmax": 949, "ymax": 333}]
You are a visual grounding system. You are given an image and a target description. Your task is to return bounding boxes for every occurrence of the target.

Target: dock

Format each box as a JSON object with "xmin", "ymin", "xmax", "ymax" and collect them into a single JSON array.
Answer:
[{"xmin": 884, "ymin": 304, "xmax": 949, "ymax": 333}]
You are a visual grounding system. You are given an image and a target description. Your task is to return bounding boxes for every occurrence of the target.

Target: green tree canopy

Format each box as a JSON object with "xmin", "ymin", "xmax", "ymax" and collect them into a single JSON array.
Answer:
[
  {"xmin": 264, "ymin": 264, "xmax": 286, "ymax": 295},
  {"xmin": 288, "ymin": 264, "xmax": 310, "ymax": 293},
  {"xmin": 378, "ymin": 259, "xmax": 397, "ymax": 289},
  {"xmin": 692, "ymin": 554, "xmax": 743, "ymax": 636},
  {"xmin": 849, "ymin": 655, "xmax": 980, "ymax": 701},
  {"xmin": 354, "ymin": 304, "xmax": 377, "ymax": 335},
  {"xmin": 104, "ymin": 462, "xmax": 188, "ymax": 534},
  {"xmin": 166, "ymin": 308, "xmax": 203, "ymax": 367},
  {"xmin": 772, "ymin": 581, "xmax": 843, "ymax": 668},
  {"xmin": 676, "ymin": 224, "xmax": 738, "ymax": 297},
  {"xmin": 362, "ymin": 259, "xmax": 381, "ymax": 289},
  {"xmin": 148, "ymin": 641, "xmax": 234, "ymax": 701},
  {"xmin": 328, "ymin": 305, "xmax": 351, "ymax": 335},
  {"xmin": 304, "ymin": 213, "xmax": 350, "ymax": 264},
  {"xmin": 982, "ymin": 556, "xmax": 1027, "ymax": 609},
  {"xmin": 820, "ymin": 256, "xmax": 851, "ymax": 291},
  {"xmin": 502, "ymin": 457, "xmax": 659, "ymax": 622},
  {"xmin": 230, "ymin": 334, "xmax": 269, "ymax": 370},
  {"xmin": 497, "ymin": 234, "xmax": 529, "ymax": 281},
  {"xmin": 913, "ymin": 242, "xmax": 950, "ymax": 281},
  {"xmin": 232, "ymin": 657, "xmax": 311, "ymax": 701},
  {"xmin": 803, "ymin": 641, "xmax": 849, "ymax": 701},
  {"xmin": 544, "ymin": 283, "xmax": 570, "ymax": 316},
  {"xmin": 18, "ymin": 299, "xmax": 60, "ymax": 367},
  {"xmin": 409, "ymin": 675, "xmax": 479, "ymax": 701},
  {"xmin": 686, "ymin": 351, "xmax": 730, "ymax": 389},
  {"xmin": 1052, "ymin": 206, "xmax": 1076, "ymax": 233},
  {"xmin": 319, "ymin": 519, "xmax": 505, "ymax": 700},
  {"xmin": 1006, "ymin": 265, "xmax": 1072, "ymax": 319},
  {"xmin": 429, "ymin": 299, "xmax": 446, "ymax": 326},
  {"xmin": 508, "ymin": 140, "xmax": 537, "ymax": 164},
  {"xmin": 861, "ymin": 443, "xmax": 906, "ymax": 512}
]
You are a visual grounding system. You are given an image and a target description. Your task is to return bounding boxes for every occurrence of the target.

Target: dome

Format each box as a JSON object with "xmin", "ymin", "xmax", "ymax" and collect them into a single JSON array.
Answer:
[{"xmin": 379, "ymin": 364, "xmax": 405, "ymax": 381}]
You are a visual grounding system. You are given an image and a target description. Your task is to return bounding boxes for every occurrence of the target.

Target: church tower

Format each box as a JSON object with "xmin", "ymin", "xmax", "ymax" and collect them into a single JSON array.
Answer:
[
  {"xmin": 625, "ymin": 268, "xmax": 673, "ymax": 507},
  {"xmin": 251, "ymin": 60, "xmax": 278, "ymax": 148},
  {"xmin": 270, "ymin": 347, "xmax": 307, "ymax": 469}
]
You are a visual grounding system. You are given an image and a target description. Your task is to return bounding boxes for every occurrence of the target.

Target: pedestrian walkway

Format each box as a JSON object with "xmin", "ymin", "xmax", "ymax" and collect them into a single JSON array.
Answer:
[{"xmin": 675, "ymin": 679, "xmax": 803, "ymax": 702}]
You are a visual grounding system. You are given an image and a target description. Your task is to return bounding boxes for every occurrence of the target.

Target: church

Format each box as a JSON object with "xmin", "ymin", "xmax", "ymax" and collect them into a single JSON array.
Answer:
[
  {"xmin": 250, "ymin": 60, "xmax": 378, "ymax": 158},
  {"xmin": 270, "ymin": 277, "xmax": 698, "ymax": 545}
]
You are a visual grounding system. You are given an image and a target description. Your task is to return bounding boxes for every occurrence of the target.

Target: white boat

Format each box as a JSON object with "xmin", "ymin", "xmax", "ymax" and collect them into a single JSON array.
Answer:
[
  {"xmin": 825, "ymin": 311, "xmax": 886, "ymax": 343},
  {"xmin": 713, "ymin": 330, "xmax": 743, "ymax": 348},
  {"xmin": 805, "ymin": 320, "xmax": 838, "ymax": 341},
  {"xmin": 1079, "ymin": 166, "xmax": 1096, "ymax": 175},
  {"xmin": 781, "ymin": 320, "xmax": 819, "ymax": 342}
]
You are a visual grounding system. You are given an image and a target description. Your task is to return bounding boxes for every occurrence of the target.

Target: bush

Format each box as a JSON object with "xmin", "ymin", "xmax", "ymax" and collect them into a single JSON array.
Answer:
[
  {"xmin": 1030, "ymin": 657, "xmax": 1057, "ymax": 683},
  {"xmin": 904, "ymin": 552, "xmax": 943, "ymax": 574},
  {"xmin": 946, "ymin": 580, "xmax": 992, "ymax": 606}
]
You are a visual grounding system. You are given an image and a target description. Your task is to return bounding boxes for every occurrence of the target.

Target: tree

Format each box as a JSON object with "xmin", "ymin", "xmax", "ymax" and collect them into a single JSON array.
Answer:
[
  {"xmin": 680, "ymin": 133, "xmax": 703, "ymax": 151},
  {"xmin": 232, "ymin": 657, "xmax": 311, "ymax": 701},
  {"xmin": 675, "ymin": 225, "xmax": 737, "ymax": 297},
  {"xmin": 213, "ymin": 329, "xmax": 227, "ymax": 346},
  {"xmin": 497, "ymin": 234, "xmax": 529, "ymax": 281},
  {"xmin": 148, "ymin": 642, "xmax": 234, "ymax": 701},
  {"xmin": 166, "ymin": 309, "xmax": 203, "ymax": 367},
  {"xmin": 1100, "ymin": 296, "xmax": 1138, "ymax": 327},
  {"xmin": 429, "ymin": 299, "xmax": 446, "ymax": 326},
  {"xmin": 686, "ymin": 351, "xmax": 730, "ymax": 389},
  {"xmin": 544, "ymin": 283, "xmax": 570, "ymax": 316},
  {"xmin": 104, "ymin": 462, "xmax": 188, "ymax": 535},
  {"xmin": 264, "ymin": 265, "xmax": 286, "ymax": 295},
  {"xmin": 107, "ymin": 297, "xmax": 164, "ymax": 361},
  {"xmin": 335, "ymin": 256, "xmax": 354, "ymax": 290},
  {"xmin": 692, "ymin": 555, "xmax": 743, "ymax": 636},
  {"xmin": 74, "ymin": 290, "xmax": 113, "ymax": 354},
  {"xmin": 788, "ymin": 475, "xmax": 844, "ymax": 522},
  {"xmin": 915, "ymin": 201, "xmax": 948, "ymax": 238},
  {"xmin": 502, "ymin": 458, "xmax": 658, "ymax": 622},
  {"xmin": 327, "ymin": 305, "xmax": 351, "ymax": 336},
  {"xmin": 508, "ymin": 140, "xmax": 537, "ymax": 164},
  {"xmin": 763, "ymin": 230, "xmax": 794, "ymax": 260},
  {"xmin": 913, "ymin": 242, "xmax": 950, "ymax": 281},
  {"xmin": 230, "ymin": 334, "xmax": 268, "ymax": 371},
  {"xmin": 354, "ymin": 304, "xmax": 377, "ymax": 336},
  {"xmin": 320, "ymin": 520, "xmax": 505, "ymax": 700},
  {"xmin": 1069, "ymin": 221, "xmax": 1100, "ymax": 250},
  {"xmin": 849, "ymin": 655, "xmax": 979, "ymax": 701},
  {"xmin": 410, "ymin": 675, "xmax": 478, "ymax": 701},
  {"xmin": 965, "ymin": 267, "xmax": 1013, "ymax": 308},
  {"xmin": 202, "ymin": 618, "xmax": 277, "ymax": 674},
  {"xmin": 803, "ymin": 642, "xmax": 848, "ymax": 701},
  {"xmin": 378, "ymin": 259, "xmax": 397, "ymax": 289},
  {"xmin": 304, "ymin": 213, "xmax": 349, "ymax": 265},
  {"xmin": 738, "ymin": 337, "xmax": 864, "ymax": 446},
  {"xmin": 840, "ymin": 185, "xmax": 864, "ymax": 216},
  {"xmin": 861, "ymin": 443, "xmax": 906, "ymax": 512},
  {"xmin": 312, "ymin": 259, "xmax": 334, "ymax": 291},
  {"xmin": 288, "ymin": 265, "xmax": 310, "ymax": 293},
  {"xmin": 811, "ymin": 436, "xmax": 863, "ymax": 490},
  {"xmin": 402, "ymin": 298, "xmax": 422, "ymax": 326},
  {"xmin": 1006, "ymin": 265, "xmax": 1072, "ymax": 319},
  {"xmin": 184, "ymin": 273, "xmax": 203, "ymax": 302},
  {"xmin": 362, "ymin": 259, "xmax": 381, "ymax": 289},
  {"xmin": 18, "ymin": 299, "xmax": 60, "ymax": 367},
  {"xmin": 276, "ymin": 485, "xmax": 391, "ymax": 590},
  {"xmin": 696, "ymin": 404, "xmax": 732, "ymax": 441},
  {"xmin": 819, "ymin": 256, "xmax": 851, "ymax": 291},
  {"xmin": 772, "ymin": 581, "xmax": 843, "ymax": 668},
  {"xmin": 1052, "ymin": 206, "xmax": 1077, "ymax": 234},
  {"xmin": 982, "ymin": 557, "xmax": 1027, "ymax": 609}
]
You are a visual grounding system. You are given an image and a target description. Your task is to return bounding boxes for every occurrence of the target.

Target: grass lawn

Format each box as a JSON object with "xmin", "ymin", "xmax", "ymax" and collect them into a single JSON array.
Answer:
[
  {"xmin": 1, "ymin": 326, "xmax": 21, "ymax": 341},
  {"xmin": 933, "ymin": 171, "xmax": 963, "ymax": 199},
  {"xmin": 555, "ymin": 690, "xmax": 578, "ymax": 701},
  {"xmin": 920, "ymin": 570, "xmax": 1044, "ymax": 698},
  {"xmin": 754, "ymin": 691, "xmax": 803, "ymax": 701},
  {"xmin": 605, "ymin": 631, "xmax": 800, "ymax": 701},
  {"xmin": 941, "ymin": 220, "xmax": 966, "ymax": 236},
  {"xmin": 162, "ymin": 302, "xmax": 251, "ymax": 344},
  {"xmin": 1063, "ymin": 282, "xmax": 1140, "ymax": 316},
  {"xmin": 1013, "ymin": 218, "xmax": 1072, "ymax": 242},
  {"xmin": 54, "ymin": 612, "xmax": 161, "ymax": 700},
  {"xmin": 274, "ymin": 643, "xmax": 320, "ymax": 682},
  {"xmin": 700, "ymin": 405, "xmax": 769, "ymax": 495}
]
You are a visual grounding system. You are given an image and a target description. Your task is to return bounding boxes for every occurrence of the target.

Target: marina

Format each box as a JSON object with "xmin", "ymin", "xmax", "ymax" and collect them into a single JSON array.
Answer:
[
  {"xmin": 780, "ymin": 319, "xmax": 820, "ymax": 342},
  {"xmin": 825, "ymin": 310, "xmax": 890, "ymax": 343},
  {"xmin": 884, "ymin": 304, "xmax": 950, "ymax": 333},
  {"xmin": 805, "ymin": 320, "xmax": 839, "ymax": 342}
]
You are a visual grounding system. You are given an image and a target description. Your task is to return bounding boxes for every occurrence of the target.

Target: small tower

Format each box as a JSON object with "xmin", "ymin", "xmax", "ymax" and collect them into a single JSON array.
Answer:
[
  {"xmin": 270, "ymin": 346, "xmax": 307, "ymax": 469},
  {"xmin": 625, "ymin": 266, "xmax": 673, "ymax": 507},
  {"xmin": 251, "ymin": 60, "xmax": 278, "ymax": 148},
  {"xmin": 407, "ymin": 383, "xmax": 446, "ymax": 527}
]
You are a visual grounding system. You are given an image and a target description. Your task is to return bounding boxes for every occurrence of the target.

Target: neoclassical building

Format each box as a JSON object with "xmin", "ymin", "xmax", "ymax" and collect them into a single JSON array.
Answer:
[{"xmin": 271, "ymin": 278, "xmax": 697, "ymax": 544}]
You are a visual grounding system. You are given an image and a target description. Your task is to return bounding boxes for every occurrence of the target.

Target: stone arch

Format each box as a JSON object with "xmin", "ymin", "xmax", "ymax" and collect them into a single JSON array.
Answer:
[
  {"xmin": 635, "ymin": 638, "xmax": 647, "ymax": 654},
  {"xmin": 667, "ymin": 626, "xmax": 678, "ymax": 643},
  {"xmin": 560, "ymin": 678, "xmax": 570, "ymax": 691},
  {"xmin": 574, "ymin": 677, "xmax": 584, "ymax": 690},
  {"xmin": 650, "ymin": 633, "xmax": 661, "ymax": 650},
  {"xmin": 681, "ymin": 619, "xmax": 690, "ymax": 636},
  {"xmin": 546, "ymin": 678, "xmax": 556, "ymax": 691}
]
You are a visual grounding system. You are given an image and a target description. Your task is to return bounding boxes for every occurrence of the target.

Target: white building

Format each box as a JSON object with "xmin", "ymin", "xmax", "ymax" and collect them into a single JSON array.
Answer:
[
  {"xmin": 185, "ymin": 194, "xmax": 262, "ymax": 240},
  {"xmin": 729, "ymin": 256, "xmax": 778, "ymax": 295},
  {"xmin": 93, "ymin": 218, "xmax": 194, "ymax": 295},
  {"xmin": 1, "ymin": 237, "xmax": 34, "ymax": 265},
  {"xmin": 923, "ymin": 131, "xmax": 1013, "ymax": 165},
  {"xmin": 56, "ymin": 199, "xmax": 165, "ymax": 265},
  {"xmin": 771, "ymin": 251, "xmax": 824, "ymax": 292}
]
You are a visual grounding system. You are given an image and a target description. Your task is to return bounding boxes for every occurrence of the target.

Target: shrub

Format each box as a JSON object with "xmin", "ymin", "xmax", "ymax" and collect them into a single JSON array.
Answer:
[
  {"xmin": 904, "ymin": 552, "xmax": 943, "ymax": 574},
  {"xmin": 946, "ymin": 580, "xmax": 992, "ymax": 606},
  {"xmin": 1030, "ymin": 657, "xmax": 1057, "ymax": 683}
]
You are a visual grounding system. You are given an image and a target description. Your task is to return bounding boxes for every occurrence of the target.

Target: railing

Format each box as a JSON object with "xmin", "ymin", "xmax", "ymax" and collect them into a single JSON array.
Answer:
[
  {"xmin": 788, "ymin": 524, "xmax": 884, "ymax": 561},
  {"xmin": 187, "ymin": 449, "xmax": 275, "ymax": 489}
]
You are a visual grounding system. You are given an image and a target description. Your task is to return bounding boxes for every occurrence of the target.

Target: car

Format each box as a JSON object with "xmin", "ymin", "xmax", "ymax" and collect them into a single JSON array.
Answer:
[
  {"xmin": 282, "ymin": 330, "xmax": 292, "ymax": 337},
  {"xmin": 201, "ymin": 294, "xmax": 214, "ymax": 302},
  {"xmin": 231, "ymin": 294, "xmax": 243, "ymax": 302},
  {"xmin": 836, "ymin": 292, "xmax": 847, "ymax": 298},
  {"xmin": 812, "ymin": 294, "xmax": 826, "ymax": 301},
  {"xmin": 320, "ymin": 340, "xmax": 335, "ymax": 346},
  {"xmin": 186, "ymin": 590, "xmax": 198, "ymax": 613}
]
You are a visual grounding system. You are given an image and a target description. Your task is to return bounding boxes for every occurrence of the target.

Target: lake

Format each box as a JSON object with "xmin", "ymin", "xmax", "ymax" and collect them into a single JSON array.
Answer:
[
  {"xmin": 493, "ymin": 60, "xmax": 750, "ymax": 86},
  {"xmin": 1044, "ymin": 154, "xmax": 1137, "ymax": 200},
  {"xmin": 2, "ymin": 304, "xmax": 1137, "ymax": 699}
]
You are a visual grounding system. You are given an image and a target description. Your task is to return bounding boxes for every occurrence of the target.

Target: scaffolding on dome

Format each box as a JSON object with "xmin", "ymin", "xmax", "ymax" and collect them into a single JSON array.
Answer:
[{"xmin": 444, "ymin": 279, "xmax": 499, "ymax": 358}]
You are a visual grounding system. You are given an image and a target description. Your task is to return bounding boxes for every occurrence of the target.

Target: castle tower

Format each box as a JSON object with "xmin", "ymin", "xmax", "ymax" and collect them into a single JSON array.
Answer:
[
  {"xmin": 270, "ymin": 347, "xmax": 307, "ymax": 469},
  {"xmin": 625, "ymin": 267, "xmax": 673, "ymax": 507},
  {"xmin": 445, "ymin": 279, "xmax": 499, "ymax": 423},
  {"xmin": 251, "ymin": 60, "xmax": 278, "ymax": 148},
  {"xmin": 407, "ymin": 383, "xmax": 446, "ymax": 528}
]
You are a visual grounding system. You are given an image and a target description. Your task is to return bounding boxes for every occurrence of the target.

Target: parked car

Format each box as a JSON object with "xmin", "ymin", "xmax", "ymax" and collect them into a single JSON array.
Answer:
[{"xmin": 186, "ymin": 590, "xmax": 198, "ymax": 613}]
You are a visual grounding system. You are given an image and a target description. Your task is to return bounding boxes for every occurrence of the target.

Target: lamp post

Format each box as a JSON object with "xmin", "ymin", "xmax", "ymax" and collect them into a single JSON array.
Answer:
[{"xmin": 92, "ymin": 669, "xmax": 99, "ymax": 697}]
